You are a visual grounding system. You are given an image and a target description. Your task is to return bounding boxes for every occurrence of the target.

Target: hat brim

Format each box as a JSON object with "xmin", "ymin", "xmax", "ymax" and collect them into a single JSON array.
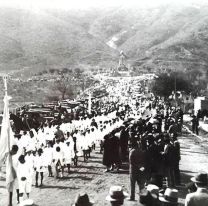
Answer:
[
  {"xmin": 159, "ymin": 196, "xmax": 177, "ymax": 204},
  {"xmin": 191, "ymin": 177, "xmax": 207, "ymax": 184},
  {"xmin": 19, "ymin": 199, "xmax": 34, "ymax": 206},
  {"xmin": 72, "ymin": 202, "xmax": 94, "ymax": 206},
  {"xmin": 106, "ymin": 192, "xmax": 129, "ymax": 202}
]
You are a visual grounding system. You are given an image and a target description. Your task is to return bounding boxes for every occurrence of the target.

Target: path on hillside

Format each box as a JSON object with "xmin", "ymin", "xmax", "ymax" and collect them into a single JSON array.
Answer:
[{"xmin": 1, "ymin": 131, "xmax": 208, "ymax": 206}]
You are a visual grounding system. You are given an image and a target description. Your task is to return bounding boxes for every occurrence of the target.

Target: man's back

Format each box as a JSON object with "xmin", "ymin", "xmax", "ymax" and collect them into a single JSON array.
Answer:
[
  {"xmin": 129, "ymin": 147, "xmax": 146, "ymax": 174},
  {"xmin": 185, "ymin": 188, "xmax": 208, "ymax": 206}
]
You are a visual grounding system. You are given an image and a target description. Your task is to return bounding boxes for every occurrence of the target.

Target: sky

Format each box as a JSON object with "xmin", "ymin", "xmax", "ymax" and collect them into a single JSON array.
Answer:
[{"xmin": 0, "ymin": 0, "xmax": 208, "ymax": 10}]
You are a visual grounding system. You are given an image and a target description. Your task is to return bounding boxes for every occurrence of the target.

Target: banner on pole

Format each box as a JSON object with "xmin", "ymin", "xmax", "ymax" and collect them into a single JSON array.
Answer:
[{"xmin": 0, "ymin": 91, "xmax": 15, "ymax": 190}]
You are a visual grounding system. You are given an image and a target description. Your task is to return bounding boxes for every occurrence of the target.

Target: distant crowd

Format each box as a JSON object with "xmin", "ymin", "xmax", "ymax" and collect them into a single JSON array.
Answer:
[{"xmin": 3, "ymin": 90, "xmax": 208, "ymax": 206}]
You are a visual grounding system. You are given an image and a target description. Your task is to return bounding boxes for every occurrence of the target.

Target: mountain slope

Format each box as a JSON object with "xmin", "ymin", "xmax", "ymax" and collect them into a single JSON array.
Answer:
[
  {"xmin": 1, "ymin": 4, "xmax": 208, "ymax": 76},
  {"xmin": 0, "ymin": 8, "xmax": 117, "ymax": 74}
]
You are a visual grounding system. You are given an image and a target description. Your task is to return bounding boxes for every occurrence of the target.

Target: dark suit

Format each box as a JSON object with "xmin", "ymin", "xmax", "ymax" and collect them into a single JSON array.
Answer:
[
  {"xmin": 129, "ymin": 147, "xmax": 146, "ymax": 200},
  {"xmin": 185, "ymin": 188, "xmax": 208, "ymax": 206}
]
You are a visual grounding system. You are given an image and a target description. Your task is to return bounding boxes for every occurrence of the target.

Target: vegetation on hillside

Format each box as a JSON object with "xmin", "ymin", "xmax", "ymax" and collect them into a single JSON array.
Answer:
[{"xmin": 150, "ymin": 72, "xmax": 193, "ymax": 98}]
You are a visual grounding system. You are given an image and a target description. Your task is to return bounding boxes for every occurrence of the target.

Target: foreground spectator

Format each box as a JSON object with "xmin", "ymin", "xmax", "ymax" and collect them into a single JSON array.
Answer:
[
  {"xmin": 73, "ymin": 193, "xmax": 94, "ymax": 206},
  {"xmin": 106, "ymin": 186, "xmax": 128, "ymax": 206},
  {"xmin": 159, "ymin": 188, "xmax": 179, "ymax": 206},
  {"xmin": 129, "ymin": 141, "xmax": 146, "ymax": 201},
  {"xmin": 185, "ymin": 172, "xmax": 208, "ymax": 206},
  {"xmin": 139, "ymin": 184, "xmax": 160, "ymax": 206}
]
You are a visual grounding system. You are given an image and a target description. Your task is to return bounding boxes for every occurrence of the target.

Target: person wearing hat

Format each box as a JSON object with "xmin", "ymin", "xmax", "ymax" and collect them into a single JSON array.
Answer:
[
  {"xmin": 129, "ymin": 141, "xmax": 147, "ymax": 201},
  {"xmin": 191, "ymin": 115, "xmax": 199, "ymax": 135},
  {"xmin": 139, "ymin": 189, "xmax": 159, "ymax": 206},
  {"xmin": 146, "ymin": 184, "xmax": 159, "ymax": 198},
  {"xmin": 73, "ymin": 193, "xmax": 94, "ymax": 206},
  {"xmin": 54, "ymin": 125, "xmax": 64, "ymax": 141},
  {"xmin": 138, "ymin": 184, "xmax": 160, "ymax": 206},
  {"xmin": 186, "ymin": 182, "xmax": 197, "ymax": 194},
  {"xmin": 106, "ymin": 186, "xmax": 128, "ymax": 205},
  {"xmin": 102, "ymin": 134, "xmax": 112, "ymax": 172},
  {"xmin": 161, "ymin": 134, "xmax": 175, "ymax": 187},
  {"xmin": 185, "ymin": 172, "xmax": 208, "ymax": 206},
  {"xmin": 159, "ymin": 188, "xmax": 179, "ymax": 205},
  {"xmin": 119, "ymin": 126, "xmax": 129, "ymax": 161}
]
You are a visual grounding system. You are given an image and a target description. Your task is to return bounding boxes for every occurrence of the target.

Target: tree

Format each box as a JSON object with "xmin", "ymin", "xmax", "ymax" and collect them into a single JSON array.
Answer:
[
  {"xmin": 54, "ymin": 75, "xmax": 74, "ymax": 100},
  {"xmin": 49, "ymin": 68, "xmax": 55, "ymax": 74},
  {"xmin": 47, "ymin": 95, "xmax": 59, "ymax": 102},
  {"xmin": 62, "ymin": 68, "xmax": 69, "ymax": 74},
  {"xmin": 150, "ymin": 72, "xmax": 192, "ymax": 98},
  {"xmin": 74, "ymin": 68, "xmax": 83, "ymax": 79}
]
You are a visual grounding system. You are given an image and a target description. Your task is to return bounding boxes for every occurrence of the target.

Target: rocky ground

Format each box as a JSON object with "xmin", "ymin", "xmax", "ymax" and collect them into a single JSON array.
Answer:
[{"xmin": 0, "ymin": 128, "xmax": 208, "ymax": 206}]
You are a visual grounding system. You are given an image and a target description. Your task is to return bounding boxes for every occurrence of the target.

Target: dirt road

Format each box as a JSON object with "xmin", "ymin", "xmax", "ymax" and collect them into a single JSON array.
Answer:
[{"xmin": 1, "ymin": 131, "xmax": 208, "ymax": 206}]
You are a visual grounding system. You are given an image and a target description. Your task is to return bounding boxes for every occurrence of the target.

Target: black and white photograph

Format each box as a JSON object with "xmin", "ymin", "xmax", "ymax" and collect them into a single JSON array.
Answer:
[{"xmin": 0, "ymin": 0, "xmax": 208, "ymax": 205}]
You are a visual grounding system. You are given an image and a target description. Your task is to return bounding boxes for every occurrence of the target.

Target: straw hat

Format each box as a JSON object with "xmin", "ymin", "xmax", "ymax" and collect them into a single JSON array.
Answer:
[
  {"xmin": 106, "ymin": 186, "xmax": 129, "ymax": 202},
  {"xmin": 146, "ymin": 184, "xmax": 159, "ymax": 197},
  {"xmin": 19, "ymin": 199, "xmax": 34, "ymax": 206},
  {"xmin": 159, "ymin": 188, "xmax": 178, "ymax": 204},
  {"xmin": 72, "ymin": 193, "xmax": 94, "ymax": 206},
  {"xmin": 191, "ymin": 172, "xmax": 207, "ymax": 185}
]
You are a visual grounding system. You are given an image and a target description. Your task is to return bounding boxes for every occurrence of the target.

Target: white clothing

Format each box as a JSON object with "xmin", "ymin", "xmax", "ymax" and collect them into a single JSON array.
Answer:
[
  {"xmin": 34, "ymin": 155, "xmax": 47, "ymax": 173},
  {"xmin": 17, "ymin": 162, "xmax": 32, "ymax": 193}
]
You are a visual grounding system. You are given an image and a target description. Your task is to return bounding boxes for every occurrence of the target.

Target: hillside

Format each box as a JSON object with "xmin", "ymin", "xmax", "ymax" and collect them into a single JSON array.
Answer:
[
  {"xmin": 0, "ymin": 3, "xmax": 208, "ymax": 108},
  {"xmin": 0, "ymin": 7, "xmax": 118, "ymax": 75},
  {"xmin": 1, "ymin": 4, "xmax": 208, "ymax": 78},
  {"xmin": 88, "ymin": 4, "xmax": 208, "ymax": 74}
]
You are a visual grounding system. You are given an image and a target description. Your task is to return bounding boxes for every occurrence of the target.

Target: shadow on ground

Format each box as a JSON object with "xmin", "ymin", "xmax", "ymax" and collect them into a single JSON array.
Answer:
[{"xmin": 40, "ymin": 185, "xmax": 80, "ymax": 190}]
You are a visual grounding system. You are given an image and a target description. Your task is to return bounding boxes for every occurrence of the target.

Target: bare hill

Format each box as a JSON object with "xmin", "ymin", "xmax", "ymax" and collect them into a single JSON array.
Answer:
[
  {"xmin": 0, "ymin": 7, "xmax": 117, "ymax": 75},
  {"xmin": 1, "ymin": 4, "xmax": 208, "ymax": 76}
]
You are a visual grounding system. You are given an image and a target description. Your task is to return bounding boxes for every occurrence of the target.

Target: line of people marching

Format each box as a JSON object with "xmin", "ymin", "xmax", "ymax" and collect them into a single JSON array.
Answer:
[
  {"xmin": 101, "ymin": 99, "xmax": 184, "ymax": 204},
  {"xmin": 8, "ymin": 108, "xmax": 124, "ymax": 205},
  {"xmin": 7, "ymin": 93, "xmax": 185, "ymax": 205}
]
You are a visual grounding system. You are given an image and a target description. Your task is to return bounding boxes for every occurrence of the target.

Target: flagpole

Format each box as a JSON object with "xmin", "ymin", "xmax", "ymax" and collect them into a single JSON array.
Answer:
[
  {"xmin": 3, "ymin": 76, "xmax": 13, "ymax": 205},
  {"xmin": 3, "ymin": 76, "xmax": 8, "ymax": 97},
  {"xmin": 3, "ymin": 76, "xmax": 9, "ymax": 152},
  {"xmin": 88, "ymin": 92, "xmax": 91, "ymax": 115}
]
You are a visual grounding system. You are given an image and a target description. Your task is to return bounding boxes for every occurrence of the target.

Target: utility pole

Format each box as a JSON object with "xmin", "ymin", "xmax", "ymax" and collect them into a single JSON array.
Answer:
[{"xmin": 174, "ymin": 69, "xmax": 177, "ymax": 107}]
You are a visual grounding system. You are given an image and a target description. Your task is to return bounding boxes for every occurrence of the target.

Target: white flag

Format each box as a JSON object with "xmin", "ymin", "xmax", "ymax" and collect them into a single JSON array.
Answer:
[{"xmin": 0, "ymin": 95, "xmax": 15, "ymax": 190}]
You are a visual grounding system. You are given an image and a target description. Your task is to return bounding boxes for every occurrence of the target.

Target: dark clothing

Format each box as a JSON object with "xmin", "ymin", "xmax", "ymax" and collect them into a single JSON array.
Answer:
[
  {"xmin": 90, "ymin": 121, "xmax": 98, "ymax": 129},
  {"xmin": 130, "ymin": 173, "xmax": 145, "ymax": 200},
  {"xmin": 173, "ymin": 140, "xmax": 181, "ymax": 184},
  {"xmin": 119, "ymin": 129, "xmax": 129, "ymax": 161},
  {"xmin": 110, "ymin": 135, "xmax": 121, "ymax": 166},
  {"xmin": 147, "ymin": 143, "xmax": 160, "ymax": 175},
  {"xmin": 129, "ymin": 147, "xmax": 146, "ymax": 174},
  {"xmin": 163, "ymin": 143, "xmax": 175, "ymax": 167},
  {"xmin": 129, "ymin": 147, "xmax": 146, "ymax": 200},
  {"xmin": 102, "ymin": 137, "xmax": 112, "ymax": 166},
  {"xmin": 191, "ymin": 116, "xmax": 199, "ymax": 135},
  {"xmin": 168, "ymin": 123, "xmax": 178, "ymax": 136},
  {"xmin": 163, "ymin": 143, "xmax": 176, "ymax": 187},
  {"xmin": 54, "ymin": 129, "xmax": 64, "ymax": 140}
]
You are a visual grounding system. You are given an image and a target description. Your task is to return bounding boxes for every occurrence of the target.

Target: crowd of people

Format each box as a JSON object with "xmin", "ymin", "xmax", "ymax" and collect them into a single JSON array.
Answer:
[
  {"xmin": 1, "ymin": 77, "xmax": 208, "ymax": 206},
  {"xmin": 8, "ymin": 101, "xmax": 125, "ymax": 205}
]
